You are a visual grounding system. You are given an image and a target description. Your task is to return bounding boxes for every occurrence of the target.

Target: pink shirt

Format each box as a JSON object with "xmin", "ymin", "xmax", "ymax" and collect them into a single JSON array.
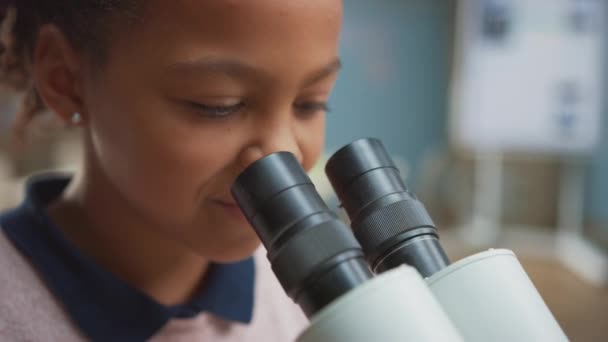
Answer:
[{"xmin": 0, "ymin": 232, "xmax": 307, "ymax": 341}]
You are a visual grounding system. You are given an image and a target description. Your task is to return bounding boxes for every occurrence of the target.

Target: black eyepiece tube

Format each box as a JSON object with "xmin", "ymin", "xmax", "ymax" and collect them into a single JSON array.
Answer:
[
  {"xmin": 231, "ymin": 152, "xmax": 373, "ymax": 317},
  {"xmin": 325, "ymin": 138, "xmax": 449, "ymax": 278}
]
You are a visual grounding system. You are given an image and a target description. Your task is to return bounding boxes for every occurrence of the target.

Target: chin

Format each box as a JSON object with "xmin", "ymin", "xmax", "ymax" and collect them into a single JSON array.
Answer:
[{"xmin": 201, "ymin": 237, "xmax": 262, "ymax": 263}]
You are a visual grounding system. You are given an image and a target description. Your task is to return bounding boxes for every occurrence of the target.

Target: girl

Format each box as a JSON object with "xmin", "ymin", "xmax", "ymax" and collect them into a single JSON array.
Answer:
[{"xmin": 0, "ymin": 0, "xmax": 343, "ymax": 341}]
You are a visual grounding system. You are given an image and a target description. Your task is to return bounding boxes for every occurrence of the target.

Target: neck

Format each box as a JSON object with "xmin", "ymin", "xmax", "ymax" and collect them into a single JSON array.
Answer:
[{"xmin": 48, "ymin": 157, "xmax": 209, "ymax": 306}]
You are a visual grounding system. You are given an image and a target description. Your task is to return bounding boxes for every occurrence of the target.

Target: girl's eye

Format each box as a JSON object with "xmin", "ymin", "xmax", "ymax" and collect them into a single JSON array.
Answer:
[
  {"xmin": 294, "ymin": 101, "xmax": 331, "ymax": 116},
  {"xmin": 187, "ymin": 101, "xmax": 245, "ymax": 118}
]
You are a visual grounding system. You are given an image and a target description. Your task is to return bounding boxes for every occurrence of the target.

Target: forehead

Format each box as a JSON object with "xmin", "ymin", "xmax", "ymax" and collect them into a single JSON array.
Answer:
[{"xmin": 109, "ymin": 0, "xmax": 342, "ymax": 70}]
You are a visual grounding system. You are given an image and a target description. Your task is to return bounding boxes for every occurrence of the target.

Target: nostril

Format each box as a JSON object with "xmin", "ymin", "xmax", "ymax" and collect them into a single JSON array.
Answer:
[
  {"xmin": 238, "ymin": 146, "xmax": 265, "ymax": 172},
  {"xmin": 293, "ymin": 151, "xmax": 304, "ymax": 166}
]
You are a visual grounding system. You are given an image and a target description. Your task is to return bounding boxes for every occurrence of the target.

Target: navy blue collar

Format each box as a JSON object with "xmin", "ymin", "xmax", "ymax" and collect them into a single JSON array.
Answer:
[{"xmin": 0, "ymin": 174, "xmax": 255, "ymax": 342}]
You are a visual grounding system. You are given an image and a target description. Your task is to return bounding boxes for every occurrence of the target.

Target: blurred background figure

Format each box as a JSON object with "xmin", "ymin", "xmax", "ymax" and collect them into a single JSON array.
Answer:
[{"xmin": 1, "ymin": 0, "xmax": 606, "ymax": 340}]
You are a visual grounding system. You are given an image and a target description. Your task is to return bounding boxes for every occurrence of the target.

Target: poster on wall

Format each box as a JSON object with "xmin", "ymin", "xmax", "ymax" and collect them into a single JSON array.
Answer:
[{"xmin": 449, "ymin": 0, "xmax": 605, "ymax": 155}]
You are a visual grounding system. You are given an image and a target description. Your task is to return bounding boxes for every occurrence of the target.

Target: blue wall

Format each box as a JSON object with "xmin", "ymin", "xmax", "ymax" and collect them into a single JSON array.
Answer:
[{"xmin": 325, "ymin": 0, "xmax": 454, "ymax": 187}]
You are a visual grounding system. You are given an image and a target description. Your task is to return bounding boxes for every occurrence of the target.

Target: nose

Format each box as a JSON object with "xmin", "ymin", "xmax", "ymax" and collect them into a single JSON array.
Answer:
[{"xmin": 238, "ymin": 116, "xmax": 303, "ymax": 172}]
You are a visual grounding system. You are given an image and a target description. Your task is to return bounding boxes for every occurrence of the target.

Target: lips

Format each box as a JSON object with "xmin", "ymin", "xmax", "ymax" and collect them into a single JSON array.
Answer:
[{"xmin": 210, "ymin": 198, "xmax": 248, "ymax": 221}]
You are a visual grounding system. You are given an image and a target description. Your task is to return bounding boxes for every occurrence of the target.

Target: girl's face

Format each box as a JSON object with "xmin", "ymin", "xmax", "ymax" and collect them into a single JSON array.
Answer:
[{"xmin": 80, "ymin": 0, "xmax": 343, "ymax": 261}]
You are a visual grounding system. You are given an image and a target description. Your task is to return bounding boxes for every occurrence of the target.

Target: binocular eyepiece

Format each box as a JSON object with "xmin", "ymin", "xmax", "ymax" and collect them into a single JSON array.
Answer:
[
  {"xmin": 325, "ymin": 138, "xmax": 449, "ymax": 277},
  {"xmin": 231, "ymin": 152, "xmax": 373, "ymax": 317},
  {"xmin": 231, "ymin": 138, "xmax": 449, "ymax": 316}
]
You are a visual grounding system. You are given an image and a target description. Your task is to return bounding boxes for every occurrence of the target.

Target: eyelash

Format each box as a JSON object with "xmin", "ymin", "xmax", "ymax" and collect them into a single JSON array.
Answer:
[
  {"xmin": 294, "ymin": 102, "xmax": 332, "ymax": 116},
  {"xmin": 186, "ymin": 101, "xmax": 331, "ymax": 118},
  {"xmin": 188, "ymin": 102, "xmax": 245, "ymax": 117}
]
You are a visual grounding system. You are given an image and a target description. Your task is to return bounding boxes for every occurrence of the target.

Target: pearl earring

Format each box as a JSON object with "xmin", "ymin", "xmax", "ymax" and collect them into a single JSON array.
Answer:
[{"xmin": 71, "ymin": 112, "xmax": 82, "ymax": 125}]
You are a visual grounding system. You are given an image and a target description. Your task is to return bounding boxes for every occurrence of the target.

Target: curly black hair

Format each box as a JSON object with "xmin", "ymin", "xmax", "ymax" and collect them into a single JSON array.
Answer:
[{"xmin": 0, "ymin": 1, "xmax": 143, "ymax": 137}]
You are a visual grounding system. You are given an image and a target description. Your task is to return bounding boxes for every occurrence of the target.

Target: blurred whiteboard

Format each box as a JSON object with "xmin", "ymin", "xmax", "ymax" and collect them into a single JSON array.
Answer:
[{"xmin": 449, "ymin": 0, "xmax": 605, "ymax": 155}]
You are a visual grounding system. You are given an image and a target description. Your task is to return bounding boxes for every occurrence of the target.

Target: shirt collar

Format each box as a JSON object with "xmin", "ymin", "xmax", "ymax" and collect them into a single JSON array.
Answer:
[{"xmin": 0, "ymin": 173, "xmax": 255, "ymax": 342}]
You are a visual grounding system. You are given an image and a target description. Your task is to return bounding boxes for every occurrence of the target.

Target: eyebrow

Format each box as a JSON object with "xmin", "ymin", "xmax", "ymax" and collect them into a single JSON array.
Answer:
[{"xmin": 166, "ymin": 57, "xmax": 342, "ymax": 87}]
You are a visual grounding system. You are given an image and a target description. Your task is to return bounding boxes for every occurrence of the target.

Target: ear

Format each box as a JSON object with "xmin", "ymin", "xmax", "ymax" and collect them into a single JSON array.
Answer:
[{"xmin": 32, "ymin": 24, "xmax": 86, "ymax": 124}]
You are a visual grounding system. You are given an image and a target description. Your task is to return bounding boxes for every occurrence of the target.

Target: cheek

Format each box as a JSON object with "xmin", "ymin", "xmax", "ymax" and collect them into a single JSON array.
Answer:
[{"xmin": 86, "ymin": 96, "xmax": 240, "ymax": 225}]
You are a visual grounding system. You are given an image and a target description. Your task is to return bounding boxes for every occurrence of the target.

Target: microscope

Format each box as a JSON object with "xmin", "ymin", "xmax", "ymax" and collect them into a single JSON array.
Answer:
[{"xmin": 231, "ymin": 138, "xmax": 568, "ymax": 342}]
